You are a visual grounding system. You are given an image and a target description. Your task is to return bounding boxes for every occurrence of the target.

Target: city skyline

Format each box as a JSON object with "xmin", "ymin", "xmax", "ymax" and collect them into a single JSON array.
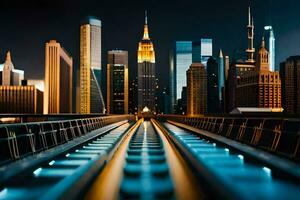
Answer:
[
  {"xmin": 1, "ymin": 2, "xmax": 300, "ymax": 199},
  {"xmin": 1, "ymin": 0, "xmax": 300, "ymax": 88}
]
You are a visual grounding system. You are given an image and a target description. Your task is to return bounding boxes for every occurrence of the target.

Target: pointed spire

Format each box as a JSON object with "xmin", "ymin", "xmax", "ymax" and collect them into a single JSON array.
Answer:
[
  {"xmin": 145, "ymin": 10, "xmax": 148, "ymax": 25},
  {"xmin": 261, "ymin": 37, "xmax": 266, "ymax": 48},
  {"xmin": 6, "ymin": 51, "xmax": 11, "ymax": 62},
  {"xmin": 219, "ymin": 49, "xmax": 223, "ymax": 58},
  {"xmin": 142, "ymin": 11, "xmax": 150, "ymax": 40}
]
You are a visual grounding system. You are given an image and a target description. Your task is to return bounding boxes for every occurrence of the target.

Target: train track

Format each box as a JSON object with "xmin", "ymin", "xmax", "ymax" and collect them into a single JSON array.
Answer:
[
  {"xmin": 86, "ymin": 119, "xmax": 203, "ymax": 200},
  {"xmin": 0, "ymin": 120, "xmax": 136, "ymax": 200},
  {"xmin": 1, "ymin": 118, "xmax": 300, "ymax": 200},
  {"xmin": 160, "ymin": 121, "xmax": 300, "ymax": 200}
]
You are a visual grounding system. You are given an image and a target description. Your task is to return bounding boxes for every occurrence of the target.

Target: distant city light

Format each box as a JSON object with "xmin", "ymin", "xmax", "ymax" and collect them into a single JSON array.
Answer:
[
  {"xmin": 264, "ymin": 26, "xmax": 272, "ymax": 30},
  {"xmin": 142, "ymin": 106, "xmax": 150, "ymax": 113}
]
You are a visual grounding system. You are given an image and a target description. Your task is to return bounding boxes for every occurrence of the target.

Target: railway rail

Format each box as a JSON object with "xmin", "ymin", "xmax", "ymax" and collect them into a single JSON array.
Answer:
[{"xmin": 0, "ymin": 117, "xmax": 299, "ymax": 200}]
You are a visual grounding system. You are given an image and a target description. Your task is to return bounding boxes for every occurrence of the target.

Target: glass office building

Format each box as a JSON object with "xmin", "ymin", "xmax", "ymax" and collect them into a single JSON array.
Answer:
[
  {"xmin": 169, "ymin": 39, "xmax": 213, "ymax": 113},
  {"xmin": 200, "ymin": 38, "xmax": 213, "ymax": 66},
  {"xmin": 175, "ymin": 41, "xmax": 193, "ymax": 100}
]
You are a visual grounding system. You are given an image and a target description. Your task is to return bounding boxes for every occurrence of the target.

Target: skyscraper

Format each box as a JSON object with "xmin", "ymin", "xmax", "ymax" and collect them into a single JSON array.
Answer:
[
  {"xmin": 79, "ymin": 17, "xmax": 105, "ymax": 114},
  {"xmin": 236, "ymin": 38, "xmax": 282, "ymax": 111},
  {"xmin": 107, "ymin": 50, "xmax": 129, "ymax": 114},
  {"xmin": 0, "ymin": 51, "xmax": 24, "ymax": 86},
  {"xmin": 207, "ymin": 57, "xmax": 219, "ymax": 113},
  {"xmin": 187, "ymin": 63, "xmax": 207, "ymax": 116},
  {"xmin": 224, "ymin": 56, "xmax": 230, "ymax": 80},
  {"xmin": 44, "ymin": 40, "xmax": 73, "ymax": 114},
  {"xmin": 218, "ymin": 50, "xmax": 225, "ymax": 110},
  {"xmin": 0, "ymin": 52, "xmax": 43, "ymax": 114},
  {"xmin": 173, "ymin": 41, "xmax": 193, "ymax": 101},
  {"xmin": 264, "ymin": 26, "xmax": 276, "ymax": 71},
  {"xmin": 137, "ymin": 11, "xmax": 156, "ymax": 113},
  {"xmin": 169, "ymin": 39, "xmax": 212, "ymax": 113},
  {"xmin": 280, "ymin": 56, "xmax": 300, "ymax": 114},
  {"xmin": 228, "ymin": 6, "xmax": 257, "ymax": 111}
]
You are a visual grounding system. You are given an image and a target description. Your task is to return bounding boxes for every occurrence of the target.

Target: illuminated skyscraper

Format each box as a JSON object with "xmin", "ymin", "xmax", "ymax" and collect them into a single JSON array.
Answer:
[
  {"xmin": 236, "ymin": 38, "xmax": 282, "ymax": 111},
  {"xmin": 137, "ymin": 11, "xmax": 156, "ymax": 113},
  {"xmin": 187, "ymin": 63, "xmax": 207, "ymax": 116},
  {"xmin": 264, "ymin": 26, "xmax": 276, "ymax": 71},
  {"xmin": 0, "ymin": 51, "xmax": 24, "ymax": 86},
  {"xmin": 107, "ymin": 50, "xmax": 129, "ymax": 114},
  {"xmin": 0, "ymin": 85, "xmax": 43, "ymax": 114},
  {"xmin": 80, "ymin": 17, "xmax": 105, "ymax": 114},
  {"xmin": 44, "ymin": 40, "xmax": 73, "ymax": 114},
  {"xmin": 0, "ymin": 52, "xmax": 42, "ymax": 114}
]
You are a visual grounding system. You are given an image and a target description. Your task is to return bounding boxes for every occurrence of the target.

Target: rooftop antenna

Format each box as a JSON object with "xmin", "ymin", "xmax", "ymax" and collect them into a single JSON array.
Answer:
[{"xmin": 145, "ymin": 10, "xmax": 148, "ymax": 25}]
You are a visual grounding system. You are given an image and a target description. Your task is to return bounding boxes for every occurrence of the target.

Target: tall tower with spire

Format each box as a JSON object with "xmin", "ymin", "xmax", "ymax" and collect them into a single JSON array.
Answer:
[
  {"xmin": 218, "ymin": 49, "xmax": 225, "ymax": 110},
  {"xmin": 137, "ymin": 11, "xmax": 156, "ymax": 113},
  {"xmin": 246, "ymin": 6, "xmax": 255, "ymax": 63},
  {"xmin": 256, "ymin": 37, "xmax": 270, "ymax": 71},
  {"xmin": 1, "ymin": 51, "xmax": 24, "ymax": 86}
]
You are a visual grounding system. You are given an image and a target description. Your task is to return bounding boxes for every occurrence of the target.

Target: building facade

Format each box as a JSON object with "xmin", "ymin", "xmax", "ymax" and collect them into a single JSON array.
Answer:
[
  {"xmin": 129, "ymin": 77, "xmax": 138, "ymax": 114},
  {"xmin": 44, "ymin": 40, "xmax": 73, "ymax": 114},
  {"xmin": 79, "ymin": 17, "xmax": 105, "ymax": 114},
  {"xmin": 137, "ymin": 12, "xmax": 156, "ymax": 113},
  {"xmin": 107, "ymin": 50, "xmax": 129, "ymax": 114},
  {"xmin": 280, "ymin": 56, "xmax": 300, "ymax": 114},
  {"xmin": 0, "ymin": 51, "xmax": 24, "ymax": 86},
  {"xmin": 187, "ymin": 63, "xmax": 207, "ymax": 116},
  {"xmin": 0, "ymin": 85, "xmax": 43, "ymax": 114}
]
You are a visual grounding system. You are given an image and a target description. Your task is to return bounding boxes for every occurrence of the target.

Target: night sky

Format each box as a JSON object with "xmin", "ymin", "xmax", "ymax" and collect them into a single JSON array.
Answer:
[{"xmin": 1, "ymin": 0, "xmax": 300, "ymax": 88}]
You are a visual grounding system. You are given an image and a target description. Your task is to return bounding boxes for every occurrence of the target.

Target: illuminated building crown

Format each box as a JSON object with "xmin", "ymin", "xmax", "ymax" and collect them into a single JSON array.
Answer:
[{"xmin": 138, "ymin": 10, "xmax": 155, "ymax": 63}]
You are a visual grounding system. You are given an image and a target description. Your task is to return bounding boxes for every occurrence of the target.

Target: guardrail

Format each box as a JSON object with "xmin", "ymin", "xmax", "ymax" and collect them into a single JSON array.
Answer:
[
  {"xmin": 0, "ymin": 115, "xmax": 135, "ymax": 166},
  {"xmin": 158, "ymin": 115, "xmax": 300, "ymax": 162},
  {"xmin": 0, "ymin": 114, "xmax": 110, "ymax": 124}
]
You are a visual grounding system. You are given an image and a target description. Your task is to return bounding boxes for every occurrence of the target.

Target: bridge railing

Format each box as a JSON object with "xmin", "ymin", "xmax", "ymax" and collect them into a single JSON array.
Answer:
[
  {"xmin": 158, "ymin": 115, "xmax": 300, "ymax": 162},
  {"xmin": 0, "ymin": 115, "xmax": 135, "ymax": 166}
]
